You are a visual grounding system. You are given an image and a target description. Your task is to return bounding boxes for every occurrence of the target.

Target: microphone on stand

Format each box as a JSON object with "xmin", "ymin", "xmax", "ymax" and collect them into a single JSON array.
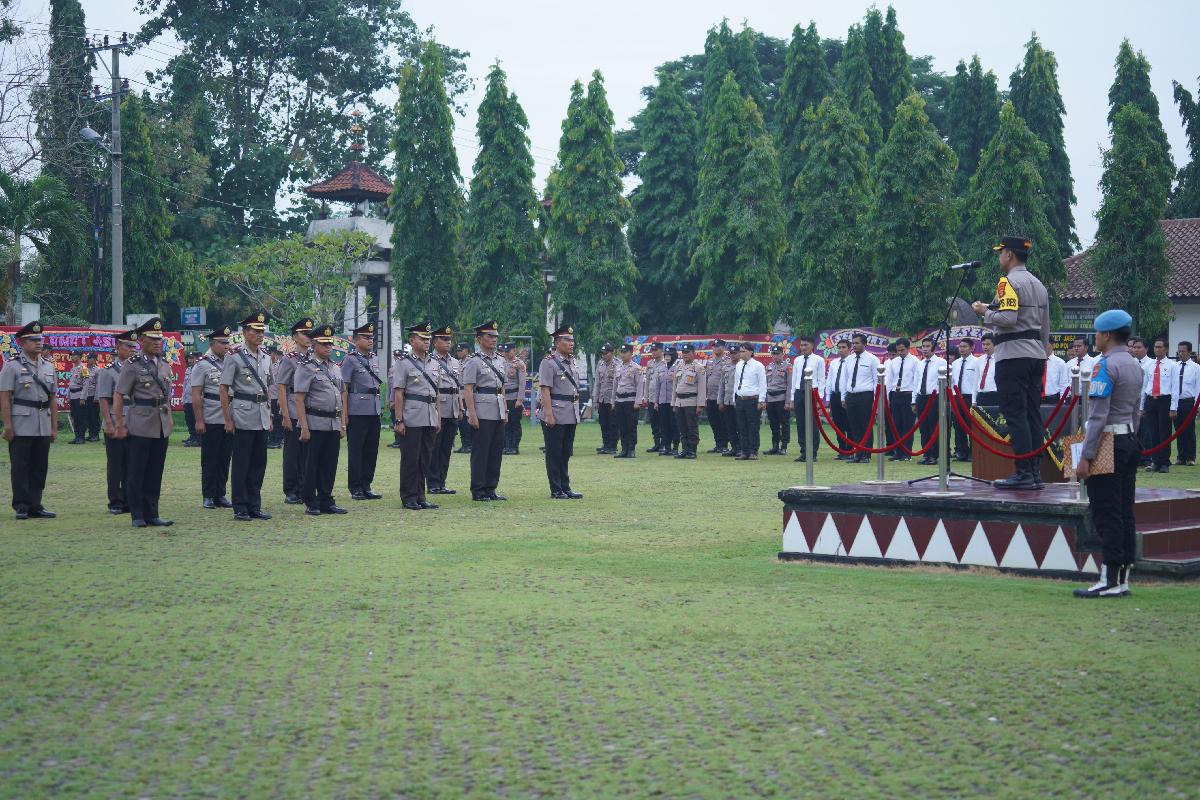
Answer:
[{"xmin": 948, "ymin": 260, "xmax": 983, "ymax": 271}]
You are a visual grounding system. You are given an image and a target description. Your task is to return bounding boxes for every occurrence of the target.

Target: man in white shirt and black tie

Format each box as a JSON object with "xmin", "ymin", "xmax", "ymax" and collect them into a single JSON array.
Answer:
[
  {"xmin": 1174, "ymin": 341, "xmax": 1198, "ymax": 466},
  {"xmin": 732, "ymin": 342, "xmax": 767, "ymax": 460},
  {"xmin": 951, "ymin": 338, "xmax": 979, "ymax": 462},
  {"xmin": 787, "ymin": 335, "xmax": 826, "ymax": 462},
  {"xmin": 1068, "ymin": 337, "xmax": 1095, "ymax": 381},
  {"xmin": 1142, "ymin": 337, "xmax": 1177, "ymax": 473},
  {"xmin": 883, "ymin": 337, "xmax": 919, "ymax": 462},
  {"xmin": 913, "ymin": 337, "xmax": 946, "ymax": 466},
  {"xmin": 827, "ymin": 340, "xmax": 852, "ymax": 460},
  {"xmin": 1041, "ymin": 343, "xmax": 1070, "ymax": 405},
  {"xmin": 975, "ymin": 334, "xmax": 999, "ymax": 406},
  {"xmin": 842, "ymin": 333, "xmax": 881, "ymax": 464}
]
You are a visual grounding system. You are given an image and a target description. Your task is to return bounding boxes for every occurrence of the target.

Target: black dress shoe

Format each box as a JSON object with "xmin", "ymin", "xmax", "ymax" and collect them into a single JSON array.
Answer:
[
  {"xmin": 488, "ymin": 493, "xmax": 507, "ymax": 501},
  {"xmin": 564, "ymin": 491, "xmax": 583, "ymax": 499},
  {"xmin": 131, "ymin": 518, "xmax": 147, "ymax": 528},
  {"xmin": 306, "ymin": 507, "xmax": 322, "ymax": 516},
  {"xmin": 363, "ymin": 490, "xmax": 383, "ymax": 500},
  {"xmin": 551, "ymin": 491, "xmax": 570, "ymax": 499},
  {"xmin": 388, "ymin": 442, "xmax": 402, "ymax": 449},
  {"xmin": 250, "ymin": 510, "xmax": 272, "ymax": 520},
  {"xmin": 723, "ymin": 450, "xmax": 738, "ymax": 458},
  {"xmin": 108, "ymin": 504, "xmax": 125, "ymax": 515},
  {"xmin": 1157, "ymin": 465, "xmax": 1170, "ymax": 474},
  {"xmin": 214, "ymin": 497, "xmax": 233, "ymax": 508},
  {"xmin": 404, "ymin": 500, "xmax": 424, "ymax": 510},
  {"xmin": 683, "ymin": 451, "xmax": 697, "ymax": 459},
  {"xmin": 148, "ymin": 518, "xmax": 173, "ymax": 526},
  {"xmin": 614, "ymin": 451, "xmax": 634, "ymax": 458},
  {"xmin": 472, "ymin": 495, "xmax": 491, "ymax": 501},
  {"xmin": 430, "ymin": 487, "xmax": 457, "ymax": 495},
  {"xmin": 203, "ymin": 498, "xmax": 217, "ymax": 509},
  {"xmin": 646, "ymin": 446, "xmax": 661, "ymax": 453},
  {"xmin": 15, "ymin": 510, "xmax": 29, "ymax": 520},
  {"xmin": 322, "ymin": 505, "xmax": 348, "ymax": 514},
  {"xmin": 234, "ymin": 512, "xmax": 253, "ymax": 521},
  {"xmin": 418, "ymin": 501, "xmax": 439, "ymax": 510},
  {"xmin": 350, "ymin": 492, "xmax": 367, "ymax": 500},
  {"xmin": 284, "ymin": 494, "xmax": 303, "ymax": 505},
  {"xmin": 28, "ymin": 508, "xmax": 56, "ymax": 518},
  {"xmin": 993, "ymin": 473, "xmax": 1038, "ymax": 490},
  {"xmin": 763, "ymin": 447, "xmax": 780, "ymax": 455},
  {"xmin": 706, "ymin": 447, "xmax": 723, "ymax": 454}
]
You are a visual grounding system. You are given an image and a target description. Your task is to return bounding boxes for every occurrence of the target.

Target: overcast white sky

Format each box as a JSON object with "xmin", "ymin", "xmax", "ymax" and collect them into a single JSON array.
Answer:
[{"xmin": 47, "ymin": 0, "xmax": 1200, "ymax": 249}]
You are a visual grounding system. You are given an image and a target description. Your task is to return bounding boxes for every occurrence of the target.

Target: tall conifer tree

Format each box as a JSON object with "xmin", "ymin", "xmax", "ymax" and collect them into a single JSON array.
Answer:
[
  {"xmin": 946, "ymin": 56, "xmax": 1000, "ymax": 194},
  {"xmin": 1170, "ymin": 77, "xmax": 1200, "ymax": 218},
  {"xmin": 838, "ymin": 26, "xmax": 884, "ymax": 154},
  {"xmin": 777, "ymin": 21, "xmax": 834, "ymax": 205},
  {"xmin": 1108, "ymin": 40, "xmax": 1174, "ymax": 191}
]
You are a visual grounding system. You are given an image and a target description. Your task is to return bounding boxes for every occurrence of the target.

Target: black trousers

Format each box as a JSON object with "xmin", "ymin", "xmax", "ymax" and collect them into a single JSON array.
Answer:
[
  {"xmin": 470, "ymin": 418, "xmax": 505, "ymax": 497},
  {"xmin": 674, "ymin": 405, "xmax": 700, "ymax": 452},
  {"xmin": 302, "ymin": 429, "xmax": 341, "ymax": 509},
  {"xmin": 231, "ymin": 428, "xmax": 268, "ymax": 514},
  {"xmin": 724, "ymin": 405, "xmax": 738, "ymax": 451},
  {"xmin": 282, "ymin": 422, "xmax": 307, "ymax": 497},
  {"xmin": 657, "ymin": 402, "xmax": 678, "ymax": 449},
  {"xmin": 889, "ymin": 391, "xmax": 915, "ymax": 454},
  {"xmin": 458, "ymin": 414, "xmax": 474, "ymax": 448},
  {"xmin": 952, "ymin": 394, "xmax": 972, "ymax": 458},
  {"xmin": 598, "ymin": 401, "xmax": 617, "ymax": 449},
  {"xmin": 1088, "ymin": 434, "xmax": 1140, "ymax": 566},
  {"xmin": 706, "ymin": 399, "xmax": 726, "ymax": 449},
  {"xmin": 830, "ymin": 394, "xmax": 850, "ymax": 447},
  {"xmin": 346, "ymin": 414, "xmax": 381, "ymax": 494},
  {"xmin": 766, "ymin": 398, "xmax": 790, "ymax": 446},
  {"xmin": 8, "ymin": 435, "xmax": 51, "ymax": 512},
  {"xmin": 69, "ymin": 398, "xmax": 85, "ymax": 438},
  {"xmin": 431, "ymin": 416, "xmax": 458, "ymax": 488},
  {"xmin": 915, "ymin": 393, "xmax": 938, "ymax": 453},
  {"xmin": 845, "ymin": 391, "xmax": 874, "ymax": 452},
  {"xmin": 1143, "ymin": 395, "xmax": 1172, "ymax": 467},
  {"xmin": 85, "ymin": 400, "xmax": 100, "ymax": 438},
  {"xmin": 1175, "ymin": 398, "xmax": 1196, "ymax": 462},
  {"xmin": 399, "ymin": 425, "xmax": 436, "ymax": 502},
  {"xmin": 199, "ymin": 425, "xmax": 233, "ymax": 500},
  {"xmin": 975, "ymin": 391, "xmax": 999, "ymax": 407},
  {"xmin": 126, "ymin": 434, "xmax": 168, "ymax": 522},
  {"xmin": 505, "ymin": 401, "xmax": 524, "ymax": 450},
  {"xmin": 104, "ymin": 433, "xmax": 128, "ymax": 507},
  {"xmin": 648, "ymin": 403, "xmax": 662, "ymax": 446},
  {"xmin": 996, "ymin": 357, "xmax": 1045, "ymax": 475},
  {"xmin": 735, "ymin": 397, "xmax": 761, "ymax": 454},
  {"xmin": 269, "ymin": 400, "xmax": 283, "ymax": 445},
  {"xmin": 543, "ymin": 422, "xmax": 577, "ymax": 493},
  {"xmin": 792, "ymin": 389, "xmax": 820, "ymax": 458},
  {"xmin": 616, "ymin": 401, "xmax": 638, "ymax": 451},
  {"xmin": 183, "ymin": 402, "xmax": 197, "ymax": 438}
]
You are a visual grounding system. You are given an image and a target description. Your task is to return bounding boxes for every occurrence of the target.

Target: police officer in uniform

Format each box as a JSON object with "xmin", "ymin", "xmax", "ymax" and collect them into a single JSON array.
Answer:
[
  {"xmin": 191, "ymin": 324, "xmax": 235, "ymax": 509},
  {"xmin": 97, "ymin": 329, "xmax": 136, "ymax": 514},
  {"xmin": 429, "ymin": 325, "xmax": 462, "ymax": 494},
  {"xmin": 764, "ymin": 345, "xmax": 792, "ymax": 455},
  {"xmin": 82, "ymin": 352, "xmax": 100, "ymax": 441},
  {"xmin": 611, "ymin": 343, "xmax": 645, "ymax": 458},
  {"xmin": 266, "ymin": 346, "xmax": 283, "ymax": 448},
  {"xmin": 1074, "ymin": 310, "xmax": 1142, "ymax": 598},
  {"xmin": 501, "ymin": 342, "xmax": 527, "ymax": 455},
  {"xmin": 705, "ymin": 340, "xmax": 731, "ymax": 453},
  {"xmin": 463, "ymin": 321, "xmax": 509, "ymax": 501},
  {"xmin": 540, "ymin": 324, "xmax": 583, "ymax": 498},
  {"xmin": 594, "ymin": 343, "xmax": 618, "ymax": 454},
  {"xmin": 454, "ymin": 342, "xmax": 474, "ymax": 453},
  {"xmin": 656, "ymin": 346, "xmax": 680, "ymax": 456},
  {"xmin": 0, "ymin": 320, "xmax": 58, "ymax": 520},
  {"xmin": 342, "ymin": 321, "xmax": 383, "ymax": 500},
  {"xmin": 643, "ymin": 343, "xmax": 665, "ymax": 452},
  {"xmin": 972, "ymin": 235, "xmax": 1050, "ymax": 489},
  {"xmin": 112, "ymin": 317, "xmax": 174, "ymax": 527},
  {"xmin": 275, "ymin": 319, "xmax": 313, "ymax": 503},
  {"xmin": 392, "ymin": 321, "xmax": 442, "ymax": 510},
  {"xmin": 221, "ymin": 311, "xmax": 274, "ymax": 521},
  {"xmin": 387, "ymin": 348, "xmax": 404, "ymax": 449},
  {"xmin": 787, "ymin": 336, "xmax": 826, "ymax": 462},
  {"xmin": 721, "ymin": 342, "xmax": 740, "ymax": 456},
  {"xmin": 66, "ymin": 352, "xmax": 85, "ymax": 443},
  {"xmin": 671, "ymin": 343, "xmax": 706, "ymax": 459},
  {"xmin": 294, "ymin": 323, "xmax": 348, "ymax": 515}
]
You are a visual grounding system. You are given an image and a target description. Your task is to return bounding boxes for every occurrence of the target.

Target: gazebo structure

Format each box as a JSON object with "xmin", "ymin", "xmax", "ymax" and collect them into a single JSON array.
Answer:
[{"xmin": 304, "ymin": 110, "xmax": 400, "ymax": 360}]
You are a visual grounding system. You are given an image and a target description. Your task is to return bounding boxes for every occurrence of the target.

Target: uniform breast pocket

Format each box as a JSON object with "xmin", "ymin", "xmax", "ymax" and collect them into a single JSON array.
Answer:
[
  {"xmin": 11, "ymin": 404, "xmax": 31, "ymax": 417},
  {"xmin": 135, "ymin": 407, "xmax": 151, "ymax": 418}
]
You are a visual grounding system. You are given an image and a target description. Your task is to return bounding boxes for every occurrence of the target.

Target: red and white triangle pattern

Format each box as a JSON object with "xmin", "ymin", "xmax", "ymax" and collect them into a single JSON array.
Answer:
[{"xmin": 782, "ymin": 510, "xmax": 1099, "ymax": 575}]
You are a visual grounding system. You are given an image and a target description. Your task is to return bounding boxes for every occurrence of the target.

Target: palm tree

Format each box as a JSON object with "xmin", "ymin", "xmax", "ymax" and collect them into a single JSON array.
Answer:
[{"xmin": 0, "ymin": 172, "xmax": 87, "ymax": 323}]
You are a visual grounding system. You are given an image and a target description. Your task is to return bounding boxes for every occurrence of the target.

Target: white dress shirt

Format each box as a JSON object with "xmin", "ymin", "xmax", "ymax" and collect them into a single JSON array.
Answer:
[
  {"xmin": 1068, "ymin": 354, "xmax": 1095, "ymax": 381},
  {"xmin": 1174, "ymin": 359, "xmax": 1199, "ymax": 410},
  {"xmin": 884, "ymin": 354, "xmax": 920, "ymax": 393},
  {"xmin": 790, "ymin": 353, "xmax": 826, "ymax": 395},
  {"xmin": 1043, "ymin": 354, "xmax": 1070, "ymax": 397},
  {"xmin": 841, "ymin": 350, "xmax": 881, "ymax": 397},
  {"xmin": 914, "ymin": 355, "xmax": 947, "ymax": 395},
  {"xmin": 952, "ymin": 354, "xmax": 979, "ymax": 399},
  {"xmin": 1142, "ymin": 357, "xmax": 1177, "ymax": 400},
  {"xmin": 733, "ymin": 357, "xmax": 767, "ymax": 402},
  {"xmin": 976, "ymin": 352, "xmax": 997, "ymax": 394},
  {"xmin": 825, "ymin": 356, "xmax": 847, "ymax": 401}
]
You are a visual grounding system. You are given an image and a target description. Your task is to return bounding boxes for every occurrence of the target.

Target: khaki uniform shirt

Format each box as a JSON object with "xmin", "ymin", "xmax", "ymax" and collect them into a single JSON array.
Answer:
[
  {"xmin": 594, "ymin": 357, "xmax": 617, "ymax": 405},
  {"xmin": 274, "ymin": 352, "xmax": 308, "ymax": 420},
  {"xmin": 392, "ymin": 353, "xmax": 442, "ymax": 427},
  {"xmin": 721, "ymin": 357, "xmax": 739, "ymax": 405},
  {"xmin": 463, "ymin": 351, "xmax": 508, "ymax": 422},
  {"xmin": 190, "ymin": 354, "xmax": 226, "ymax": 425},
  {"xmin": 983, "ymin": 264, "xmax": 1050, "ymax": 362},
  {"xmin": 294, "ymin": 357, "xmax": 345, "ymax": 432},
  {"xmin": 610, "ymin": 360, "xmax": 645, "ymax": 405},
  {"xmin": 220, "ymin": 346, "xmax": 273, "ymax": 430},
  {"xmin": 706, "ymin": 355, "xmax": 730, "ymax": 402},
  {"xmin": 503, "ymin": 357, "xmax": 527, "ymax": 402},
  {"xmin": 672, "ymin": 360, "xmax": 706, "ymax": 408},
  {"xmin": 433, "ymin": 354, "xmax": 462, "ymax": 420},
  {"xmin": 0, "ymin": 353, "xmax": 56, "ymax": 436},
  {"xmin": 766, "ymin": 360, "xmax": 791, "ymax": 403},
  {"xmin": 82, "ymin": 365, "xmax": 98, "ymax": 401},
  {"xmin": 114, "ymin": 354, "xmax": 174, "ymax": 438},
  {"xmin": 341, "ymin": 351, "xmax": 382, "ymax": 417},
  {"xmin": 67, "ymin": 363, "xmax": 85, "ymax": 400},
  {"xmin": 539, "ymin": 353, "xmax": 582, "ymax": 424},
  {"xmin": 95, "ymin": 359, "xmax": 130, "ymax": 427},
  {"xmin": 1083, "ymin": 350, "xmax": 1144, "ymax": 460}
]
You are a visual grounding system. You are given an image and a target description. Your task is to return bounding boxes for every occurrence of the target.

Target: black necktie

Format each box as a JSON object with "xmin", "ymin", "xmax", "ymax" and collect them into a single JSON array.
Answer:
[
  {"xmin": 958, "ymin": 359, "xmax": 966, "ymax": 392},
  {"xmin": 801, "ymin": 355, "xmax": 809, "ymax": 387},
  {"xmin": 835, "ymin": 359, "xmax": 844, "ymax": 392},
  {"xmin": 1181, "ymin": 361, "xmax": 1187, "ymax": 396},
  {"xmin": 898, "ymin": 357, "xmax": 905, "ymax": 390},
  {"xmin": 737, "ymin": 362, "xmax": 745, "ymax": 391},
  {"xmin": 922, "ymin": 359, "xmax": 931, "ymax": 394},
  {"xmin": 850, "ymin": 353, "xmax": 861, "ymax": 389}
]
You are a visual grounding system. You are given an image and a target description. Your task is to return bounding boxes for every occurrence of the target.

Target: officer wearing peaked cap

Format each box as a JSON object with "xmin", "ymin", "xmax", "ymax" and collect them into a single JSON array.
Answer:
[
  {"xmin": 112, "ymin": 317, "xmax": 175, "ymax": 527},
  {"xmin": 295, "ymin": 323, "xmax": 348, "ymax": 515},
  {"xmin": 671, "ymin": 343, "xmax": 706, "ymax": 459},
  {"xmin": 342, "ymin": 321, "xmax": 383, "ymax": 501},
  {"xmin": 540, "ymin": 324, "xmax": 583, "ymax": 498},
  {"xmin": 96, "ymin": 328, "xmax": 137, "ymax": 514},
  {"xmin": 192, "ymin": 325, "xmax": 235, "ymax": 510},
  {"xmin": 429, "ymin": 324, "xmax": 462, "ymax": 494},
  {"xmin": 500, "ymin": 342, "xmax": 527, "ymax": 455},
  {"xmin": 0, "ymin": 320, "xmax": 58, "ymax": 520},
  {"xmin": 454, "ymin": 342, "xmax": 474, "ymax": 453},
  {"xmin": 393, "ymin": 321, "xmax": 442, "ymax": 509},
  {"xmin": 276, "ymin": 317, "xmax": 314, "ymax": 503},
  {"xmin": 610, "ymin": 343, "xmax": 645, "ymax": 458},
  {"xmin": 221, "ymin": 311, "xmax": 274, "ymax": 521},
  {"xmin": 462, "ymin": 320, "xmax": 508, "ymax": 500},
  {"xmin": 594, "ymin": 342, "xmax": 618, "ymax": 454}
]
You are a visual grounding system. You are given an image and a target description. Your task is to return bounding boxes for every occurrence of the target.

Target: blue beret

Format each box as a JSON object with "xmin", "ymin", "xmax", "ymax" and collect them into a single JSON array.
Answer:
[{"xmin": 1093, "ymin": 309, "xmax": 1132, "ymax": 332}]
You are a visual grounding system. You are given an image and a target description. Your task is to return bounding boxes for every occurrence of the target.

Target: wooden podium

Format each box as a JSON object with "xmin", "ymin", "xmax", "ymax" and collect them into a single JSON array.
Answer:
[{"xmin": 969, "ymin": 405, "xmax": 1067, "ymax": 484}]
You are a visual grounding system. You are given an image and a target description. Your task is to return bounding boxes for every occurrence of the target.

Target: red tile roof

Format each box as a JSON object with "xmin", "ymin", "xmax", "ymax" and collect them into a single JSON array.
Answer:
[
  {"xmin": 1063, "ymin": 218, "xmax": 1200, "ymax": 301},
  {"xmin": 304, "ymin": 161, "xmax": 393, "ymax": 202}
]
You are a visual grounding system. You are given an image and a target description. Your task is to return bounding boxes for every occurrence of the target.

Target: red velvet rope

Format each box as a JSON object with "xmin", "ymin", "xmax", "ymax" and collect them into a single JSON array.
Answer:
[
  {"xmin": 1140, "ymin": 396, "xmax": 1200, "ymax": 456},
  {"xmin": 811, "ymin": 387, "xmax": 897, "ymax": 454},
  {"xmin": 950, "ymin": 387, "xmax": 1079, "ymax": 460},
  {"xmin": 883, "ymin": 392, "xmax": 940, "ymax": 457}
]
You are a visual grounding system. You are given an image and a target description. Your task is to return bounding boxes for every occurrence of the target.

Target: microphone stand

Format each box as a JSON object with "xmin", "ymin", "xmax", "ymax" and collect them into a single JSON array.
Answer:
[{"xmin": 908, "ymin": 263, "xmax": 989, "ymax": 486}]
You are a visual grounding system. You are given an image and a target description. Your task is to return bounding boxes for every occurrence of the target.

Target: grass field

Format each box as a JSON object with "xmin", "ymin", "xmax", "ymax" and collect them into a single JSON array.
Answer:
[{"xmin": 2, "ymin": 420, "xmax": 1199, "ymax": 798}]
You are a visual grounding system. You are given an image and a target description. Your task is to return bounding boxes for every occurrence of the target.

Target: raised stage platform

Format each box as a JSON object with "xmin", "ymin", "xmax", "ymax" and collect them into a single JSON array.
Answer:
[{"xmin": 778, "ymin": 482, "xmax": 1200, "ymax": 578}]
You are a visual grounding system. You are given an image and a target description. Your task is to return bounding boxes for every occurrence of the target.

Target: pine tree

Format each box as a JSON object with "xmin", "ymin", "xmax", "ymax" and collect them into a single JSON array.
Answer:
[
  {"xmin": 1010, "ymin": 34, "xmax": 1078, "ymax": 256},
  {"xmin": 387, "ymin": 41, "xmax": 465, "ymax": 325},
  {"xmin": 627, "ymin": 71, "xmax": 703, "ymax": 333},
  {"xmin": 32, "ymin": 0, "xmax": 97, "ymax": 317},
  {"xmin": 777, "ymin": 21, "xmax": 834, "ymax": 206},
  {"xmin": 837, "ymin": 25, "xmax": 884, "ymax": 154},
  {"xmin": 867, "ymin": 92, "xmax": 959, "ymax": 332},
  {"xmin": 700, "ymin": 25, "xmax": 733, "ymax": 127},
  {"xmin": 946, "ymin": 56, "xmax": 1001, "ymax": 193},
  {"xmin": 690, "ymin": 73, "xmax": 785, "ymax": 332},
  {"xmin": 1108, "ymin": 39, "xmax": 1174, "ymax": 191},
  {"xmin": 1170, "ymin": 77, "xmax": 1200, "ymax": 218},
  {"xmin": 963, "ymin": 102, "xmax": 1062, "ymax": 321},
  {"xmin": 1090, "ymin": 104, "xmax": 1174, "ymax": 338},
  {"xmin": 546, "ymin": 72, "xmax": 639, "ymax": 355},
  {"xmin": 860, "ymin": 7, "xmax": 912, "ymax": 135},
  {"xmin": 463, "ymin": 64, "xmax": 545, "ymax": 345},
  {"xmin": 728, "ymin": 26, "xmax": 768, "ymax": 118},
  {"xmin": 785, "ymin": 96, "xmax": 871, "ymax": 331}
]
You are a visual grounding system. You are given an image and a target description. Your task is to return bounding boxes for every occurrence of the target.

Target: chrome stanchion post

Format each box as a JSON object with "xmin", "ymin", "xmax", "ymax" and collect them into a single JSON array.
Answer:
[
  {"xmin": 795, "ymin": 368, "xmax": 828, "ymax": 491},
  {"xmin": 1079, "ymin": 373, "xmax": 1090, "ymax": 503},
  {"xmin": 863, "ymin": 364, "xmax": 899, "ymax": 485},
  {"xmin": 921, "ymin": 365, "xmax": 963, "ymax": 497},
  {"xmin": 1066, "ymin": 366, "xmax": 1085, "ymax": 503}
]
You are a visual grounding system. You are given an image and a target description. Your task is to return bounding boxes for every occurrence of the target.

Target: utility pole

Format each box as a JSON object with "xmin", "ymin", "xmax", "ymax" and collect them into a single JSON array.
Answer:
[{"xmin": 84, "ymin": 34, "xmax": 129, "ymax": 326}]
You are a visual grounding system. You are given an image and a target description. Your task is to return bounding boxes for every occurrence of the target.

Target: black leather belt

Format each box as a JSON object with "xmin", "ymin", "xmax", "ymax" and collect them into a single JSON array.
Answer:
[
  {"xmin": 550, "ymin": 393, "xmax": 578, "ymax": 402},
  {"xmin": 993, "ymin": 329, "xmax": 1040, "ymax": 345},
  {"xmin": 306, "ymin": 408, "xmax": 338, "ymax": 418},
  {"xmin": 616, "ymin": 392, "xmax": 636, "ymax": 399},
  {"xmin": 677, "ymin": 392, "xmax": 698, "ymax": 399},
  {"xmin": 405, "ymin": 394, "xmax": 436, "ymax": 403},
  {"xmin": 438, "ymin": 388, "xmax": 458, "ymax": 394},
  {"xmin": 133, "ymin": 397, "xmax": 167, "ymax": 407},
  {"xmin": 354, "ymin": 387, "xmax": 379, "ymax": 395},
  {"xmin": 234, "ymin": 390, "xmax": 268, "ymax": 403},
  {"xmin": 476, "ymin": 386, "xmax": 502, "ymax": 395},
  {"xmin": 203, "ymin": 391, "xmax": 221, "ymax": 401},
  {"xmin": 13, "ymin": 398, "xmax": 50, "ymax": 409},
  {"xmin": 767, "ymin": 390, "xmax": 786, "ymax": 397}
]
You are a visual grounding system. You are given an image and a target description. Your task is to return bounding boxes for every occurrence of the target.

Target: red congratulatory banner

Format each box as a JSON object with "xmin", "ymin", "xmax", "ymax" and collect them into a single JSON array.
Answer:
[{"xmin": 0, "ymin": 326, "xmax": 187, "ymax": 411}]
